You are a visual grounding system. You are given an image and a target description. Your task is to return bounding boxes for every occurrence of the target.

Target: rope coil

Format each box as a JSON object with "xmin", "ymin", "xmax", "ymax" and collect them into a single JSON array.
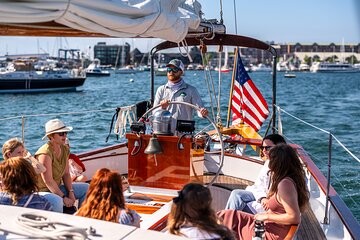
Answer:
[{"xmin": 15, "ymin": 213, "xmax": 90, "ymax": 240}]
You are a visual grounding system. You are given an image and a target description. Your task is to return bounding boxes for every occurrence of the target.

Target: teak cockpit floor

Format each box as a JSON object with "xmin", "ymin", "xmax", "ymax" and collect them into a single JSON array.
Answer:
[{"xmin": 203, "ymin": 175, "xmax": 326, "ymax": 240}]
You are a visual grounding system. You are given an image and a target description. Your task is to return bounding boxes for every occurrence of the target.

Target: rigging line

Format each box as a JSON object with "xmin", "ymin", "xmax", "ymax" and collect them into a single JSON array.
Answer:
[
  {"xmin": 217, "ymin": 51, "xmax": 222, "ymax": 124},
  {"xmin": 331, "ymin": 135, "xmax": 360, "ymax": 163},
  {"xmin": 330, "ymin": 171, "xmax": 360, "ymax": 208},
  {"xmin": 275, "ymin": 105, "xmax": 330, "ymax": 134},
  {"xmin": 219, "ymin": 0, "xmax": 224, "ymax": 24},
  {"xmin": 207, "ymin": 58, "xmax": 220, "ymax": 121},
  {"xmin": 0, "ymin": 108, "xmax": 116, "ymax": 121},
  {"xmin": 283, "ymin": 130, "xmax": 360, "ymax": 209},
  {"xmin": 194, "ymin": 123, "xmax": 213, "ymax": 137},
  {"xmin": 233, "ymin": 0, "xmax": 238, "ymax": 34},
  {"xmin": 276, "ymin": 105, "xmax": 360, "ymax": 163},
  {"xmin": 200, "ymin": 50, "xmax": 216, "ymax": 121},
  {"xmin": 177, "ymin": 39, "xmax": 192, "ymax": 61}
]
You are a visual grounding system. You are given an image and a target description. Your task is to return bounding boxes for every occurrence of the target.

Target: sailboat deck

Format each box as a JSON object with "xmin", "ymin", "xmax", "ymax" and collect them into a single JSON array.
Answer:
[{"xmin": 203, "ymin": 175, "xmax": 326, "ymax": 240}]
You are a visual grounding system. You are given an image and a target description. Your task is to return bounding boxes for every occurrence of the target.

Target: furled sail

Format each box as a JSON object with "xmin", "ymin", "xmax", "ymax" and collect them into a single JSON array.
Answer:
[{"xmin": 0, "ymin": 0, "xmax": 201, "ymax": 43}]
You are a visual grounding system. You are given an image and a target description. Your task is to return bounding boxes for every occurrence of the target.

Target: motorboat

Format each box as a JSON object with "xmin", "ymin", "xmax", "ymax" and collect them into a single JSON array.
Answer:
[
  {"xmin": 276, "ymin": 62, "xmax": 289, "ymax": 72},
  {"xmin": 0, "ymin": 1, "xmax": 359, "ymax": 239},
  {"xmin": 251, "ymin": 63, "xmax": 272, "ymax": 72},
  {"xmin": 115, "ymin": 65, "xmax": 140, "ymax": 74},
  {"xmin": 85, "ymin": 59, "xmax": 110, "ymax": 77},
  {"xmin": 155, "ymin": 64, "xmax": 168, "ymax": 76},
  {"xmin": 299, "ymin": 63, "xmax": 310, "ymax": 71},
  {"xmin": 310, "ymin": 62, "xmax": 359, "ymax": 73},
  {"xmin": 284, "ymin": 72, "xmax": 296, "ymax": 78},
  {"xmin": 0, "ymin": 61, "xmax": 86, "ymax": 94}
]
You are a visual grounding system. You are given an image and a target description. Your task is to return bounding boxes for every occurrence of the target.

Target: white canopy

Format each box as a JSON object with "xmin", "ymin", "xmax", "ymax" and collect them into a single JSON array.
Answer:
[{"xmin": 0, "ymin": 0, "xmax": 201, "ymax": 43}]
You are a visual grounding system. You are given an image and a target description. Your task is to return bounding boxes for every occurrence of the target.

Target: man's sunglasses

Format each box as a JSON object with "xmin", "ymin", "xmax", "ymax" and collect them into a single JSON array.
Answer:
[
  {"xmin": 57, "ymin": 132, "xmax": 68, "ymax": 136},
  {"xmin": 259, "ymin": 146, "xmax": 272, "ymax": 151},
  {"xmin": 167, "ymin": 67, "xmax": 181, "ymax": 73}
]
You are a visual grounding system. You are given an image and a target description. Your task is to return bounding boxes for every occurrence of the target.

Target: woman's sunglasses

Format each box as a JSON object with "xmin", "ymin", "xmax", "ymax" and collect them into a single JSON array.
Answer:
[
  {"xmin": 259, "ymin": 146, "xmax": 272, "ymax": 151},
  {"xmin": 167, "ymin": 67, "xmax": 181, "ymax": 73},
  {"xmin": 57, "ymin": 132, "xmax": 68, "ymax": 136}
]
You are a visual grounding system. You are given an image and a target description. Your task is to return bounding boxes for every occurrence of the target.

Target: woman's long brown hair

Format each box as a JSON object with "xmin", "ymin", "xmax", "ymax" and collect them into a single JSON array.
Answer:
[
  {"xmin": 268, "ymin": 144, "xmax": 309, "ymax": 212},
  {"xmin": 0, "ymin": 157, "xmax": 38, "ymax": 204},
  {"xmin": 167, "ymin": 182, "xmax": 234, "ymax": 239},
  {"xmin": 76, "ymin": 168, "xmax": 128, "ymax": 222}
]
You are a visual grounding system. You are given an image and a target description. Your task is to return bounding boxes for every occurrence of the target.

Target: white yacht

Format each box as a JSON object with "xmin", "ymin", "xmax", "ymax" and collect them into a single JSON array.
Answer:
[
  {"xmin": 276, "ymin": 62, "xmax": 289, "ymax": 72},
  {"xmin": 310, "ymin": 62, "xmax": 359, "ymax": 73},
  {"xmin": 85, "ymin": 59, "xmax": 110, "ymax": 77},
  {"xmin": 299, "ymin": 63, "xmax": 310, "ymax": 71},
  {"xmin": 251, "ymin": 63, "xmax": 272, "ymax": 72}
]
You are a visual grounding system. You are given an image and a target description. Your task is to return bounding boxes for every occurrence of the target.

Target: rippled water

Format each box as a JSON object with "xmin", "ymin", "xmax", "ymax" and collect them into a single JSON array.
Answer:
[{"xmin": 0, "ymin": 70, "xmax": 359, "ymax": 222}]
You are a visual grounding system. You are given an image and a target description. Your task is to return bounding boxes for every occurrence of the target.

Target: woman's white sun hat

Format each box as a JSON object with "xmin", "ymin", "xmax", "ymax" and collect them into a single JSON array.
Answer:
[{"xmin": 42, "ymin": 119, "xmax": 73, "ymax": 140}]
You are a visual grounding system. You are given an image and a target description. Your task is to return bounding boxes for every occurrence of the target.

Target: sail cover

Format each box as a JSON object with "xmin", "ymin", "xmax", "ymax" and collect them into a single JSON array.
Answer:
[{"xmin": 0, "ymin": 0, "xmax": 201, "ymax": 43}]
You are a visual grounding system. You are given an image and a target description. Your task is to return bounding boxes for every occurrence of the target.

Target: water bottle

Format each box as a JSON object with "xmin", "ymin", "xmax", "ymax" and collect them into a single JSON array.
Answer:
[
  {"xmin": 252, "ymin": 220, "xmax": 265, "ymax": 240},
  {"xmin": 145, "ymin": 119, "xmax": 152, "ymax": 135}
]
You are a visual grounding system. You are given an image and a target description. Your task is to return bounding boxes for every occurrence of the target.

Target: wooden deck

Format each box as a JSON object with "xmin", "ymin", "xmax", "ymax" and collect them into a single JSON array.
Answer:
[{"xmin": 203, "ymin": 175, "xmax": 326, "ymax": 240}]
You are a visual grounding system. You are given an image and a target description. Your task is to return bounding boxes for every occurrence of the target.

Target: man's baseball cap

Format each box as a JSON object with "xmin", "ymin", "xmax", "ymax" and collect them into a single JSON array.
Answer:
[{"xmin": 166, "ymin": 59, "xmax": 185, "ymax": 72}]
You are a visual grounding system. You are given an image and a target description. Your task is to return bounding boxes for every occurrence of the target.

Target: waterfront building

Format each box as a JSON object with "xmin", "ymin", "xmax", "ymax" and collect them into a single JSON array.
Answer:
[{"xmin": 94, "ymin": 42, "xmax": 130, "ymax": 67}]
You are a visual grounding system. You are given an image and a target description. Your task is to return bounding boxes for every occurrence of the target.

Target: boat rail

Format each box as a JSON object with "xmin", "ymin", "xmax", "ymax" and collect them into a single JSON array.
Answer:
[
  {"xmin": 0, "ymin": 108, "xmax": 116, "ymax": 143},
  {"xmin": 275, "ymin": 104, "xmax": 360, "ymax": 238}
]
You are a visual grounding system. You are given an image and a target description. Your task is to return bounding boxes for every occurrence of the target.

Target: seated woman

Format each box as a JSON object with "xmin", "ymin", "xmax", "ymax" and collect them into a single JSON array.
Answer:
[
  {"xmin": 167, "ymin": 182, "xmax": 234, "ymax": 240},
  {"xmin": 0, "ymin": 157, "xmax": 52, "ymax": 210},
  {"xmin": 65, "ymin": 138, "xmax": 87, "ymax": 182},
  {"xmin": 225, "ymin": 134, "xmax": 286, "ymax": 214},
  {"xmin": 218, "ymin": 144, "xmax": 309, "ymax": 240},
  {"xmin": 35, "ymin": 119, "xmax": 89, "ymax": 213},
  {"xmin": 2, "ymin": 138, "xmax": 46, "ymax": 174},
  {"xmin": 76, "ymin": 168, "xmax": 140, "ymax": 227}
]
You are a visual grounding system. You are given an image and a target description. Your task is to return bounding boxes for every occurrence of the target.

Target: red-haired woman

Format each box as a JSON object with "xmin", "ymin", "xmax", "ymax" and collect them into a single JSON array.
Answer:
[{"xmin": 76, "ymin": 168, "xmax": 140, "ymax": 227}]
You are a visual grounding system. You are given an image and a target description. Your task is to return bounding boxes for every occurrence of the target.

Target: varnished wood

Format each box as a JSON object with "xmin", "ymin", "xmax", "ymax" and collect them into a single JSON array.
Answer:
[
  {"xmin": 0, "ymin": 22, "xmax": 108, "ymax": 37},
  {"xmin": 128, "ymin": 193, "xmax": 174, "ymax": 203},
  {"xmin": 126, "ymin": 133, "xmax": 204, "ymax": 190},
  {"xmin": 127, "ymin": 205, "xmax": 161, "ymax": 215}
]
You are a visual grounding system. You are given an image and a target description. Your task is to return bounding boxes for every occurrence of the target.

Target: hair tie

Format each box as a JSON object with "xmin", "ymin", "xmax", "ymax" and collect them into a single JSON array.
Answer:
[{"xmin": 173, "ymin": 190, "xmax": 184, "ymax": 204}]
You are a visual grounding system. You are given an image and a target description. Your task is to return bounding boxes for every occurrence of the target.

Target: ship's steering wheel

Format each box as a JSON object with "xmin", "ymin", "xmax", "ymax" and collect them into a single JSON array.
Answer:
[{"xmin": 140, "ymin": 101, "xmax": 224, "ymax": 186}]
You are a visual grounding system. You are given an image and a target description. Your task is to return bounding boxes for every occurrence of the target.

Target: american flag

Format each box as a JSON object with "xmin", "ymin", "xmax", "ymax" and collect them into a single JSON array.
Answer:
[{"xmin": 231, "ymin": 51, "xmax": 269, "ymax": 131}]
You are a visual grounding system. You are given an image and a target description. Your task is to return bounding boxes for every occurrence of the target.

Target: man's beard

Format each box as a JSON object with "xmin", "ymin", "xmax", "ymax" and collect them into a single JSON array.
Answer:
[{"xmin": 169, "ymin": 74, "xmax": 181, "ymax": 82}]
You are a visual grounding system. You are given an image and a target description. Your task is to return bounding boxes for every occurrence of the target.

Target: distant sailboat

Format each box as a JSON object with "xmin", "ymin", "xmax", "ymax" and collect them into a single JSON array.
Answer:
[
  {"xmin": 215, "ymin": 47, "xmax": 230, "ymax": 73},
  {"xmin": 114, "ymin": 46, "xmax": 140, "ymax": 74}
]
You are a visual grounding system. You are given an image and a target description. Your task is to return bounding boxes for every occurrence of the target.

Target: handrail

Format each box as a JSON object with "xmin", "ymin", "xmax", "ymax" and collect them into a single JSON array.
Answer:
[
  {"xmin": 0, "ymin": 108, "xmax": 116, "ymax": 143},
  {"xmin": 275, "ymin": 105, "xmax": 360, "ymax": 163}
]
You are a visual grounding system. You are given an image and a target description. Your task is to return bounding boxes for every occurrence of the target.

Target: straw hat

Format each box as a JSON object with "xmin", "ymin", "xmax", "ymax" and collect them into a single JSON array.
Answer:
[{"xmin": 42, "ymin": 119, "xmax": 73, "ymax": 140}]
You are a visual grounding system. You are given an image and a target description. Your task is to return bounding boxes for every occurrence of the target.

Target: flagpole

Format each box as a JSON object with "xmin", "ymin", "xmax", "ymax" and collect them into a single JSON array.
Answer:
[{"xmin": 226, "ymin": 47, "xmax": 238, "ymax": 128}]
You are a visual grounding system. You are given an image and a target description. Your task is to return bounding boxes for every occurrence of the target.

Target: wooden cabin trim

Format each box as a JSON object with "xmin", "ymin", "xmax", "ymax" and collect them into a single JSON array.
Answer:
[
  {"xmin": 77, "ymin": 143, "xmax": 127, "ymax": 159},
  {"xmin": 224, "ymin": 152, "xmax": 264, "ymax": 165},
  {"xmin": 153, "ymin": 34, "xmax": 272, "ymax": 52},
  {"xmin": 292, "ymin": 144, "xmax": 360, "ymax": 239},
  {"xmin": 148, "ymin": 216, "xmax": 168, "ymax": 231},
  {"xmin": 80, "ymin": 152, "xmax": 128, "ymax": 162}
]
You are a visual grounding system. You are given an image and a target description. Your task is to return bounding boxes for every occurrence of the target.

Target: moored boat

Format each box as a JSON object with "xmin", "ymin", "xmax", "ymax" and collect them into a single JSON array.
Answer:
[
  {"xmin": 85, "ymin": 59, "xmax": 111, "ymax": 77},
  {"xmin": 310, "ymin": 62, "xmax": 359, "ymax": 73},
  {"xmin": 0, "ymin": 62, "xmax": 86, "ymax": 94}
]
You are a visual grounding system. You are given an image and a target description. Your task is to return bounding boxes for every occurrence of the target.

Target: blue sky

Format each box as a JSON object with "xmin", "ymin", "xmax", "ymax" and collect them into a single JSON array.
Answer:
[{"xmin": 0, "ymin": 0, "xmax": 359, "ymax": 56}]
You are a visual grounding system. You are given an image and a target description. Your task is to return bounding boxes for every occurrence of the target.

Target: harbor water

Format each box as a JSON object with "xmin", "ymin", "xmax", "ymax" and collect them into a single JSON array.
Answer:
[{"xmin": 0, "ymin": 70, "xmax": 359, "ymax": 222}]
